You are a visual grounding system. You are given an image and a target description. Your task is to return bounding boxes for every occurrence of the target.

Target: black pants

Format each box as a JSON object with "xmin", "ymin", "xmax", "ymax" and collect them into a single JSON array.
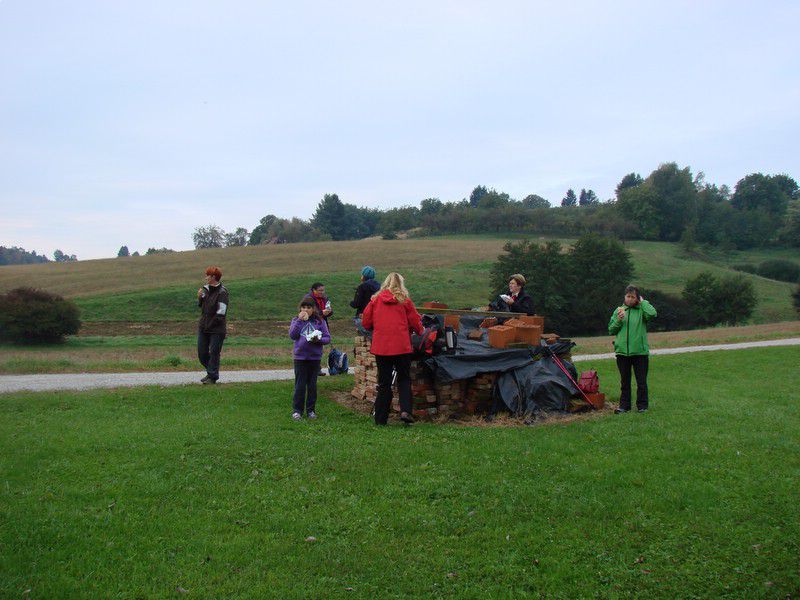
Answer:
[
  {"xmin": 616, "ymin": 354, "xmax": 649, "ymax": 410},
  {"xmin": 197, "ymin": 331, "xmax": 225, "ymax": 381},
  {"xmin": 293, "ymin": 359, "xmax": 320, "ymax": 414},
  {"xmin": 374, "ymin": 354, "xmax": 412, "ymax": 425}
]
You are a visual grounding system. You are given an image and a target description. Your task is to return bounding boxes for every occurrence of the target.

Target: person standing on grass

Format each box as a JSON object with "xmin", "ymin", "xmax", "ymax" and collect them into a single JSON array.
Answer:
[
  {"xmin": 289, "ymin": 298, "xmax": 331, "ymax": 420},
  {"xmin": 197, "ymin": 266, "xmax": 229, "ymax": 384},
  {"xmin": 303, "ymin": 282, "xmax": 333, "ymax": 326},
  {"xmin": 608, "ymin": 285, "xmax": 657, "ymax": 413},
  {"xmin": 350, "ymin": 266, "xmax": 380, "ymax": 316},
  {"xmin": 361, "ymin": 272, "xmax": 423, "ymax": 426}
]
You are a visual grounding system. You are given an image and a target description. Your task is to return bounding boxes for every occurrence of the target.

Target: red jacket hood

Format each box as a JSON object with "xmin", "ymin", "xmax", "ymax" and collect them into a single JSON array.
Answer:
[{"xmin": 376, "ymin": 289, "xmax": 400, "ymax": 304}]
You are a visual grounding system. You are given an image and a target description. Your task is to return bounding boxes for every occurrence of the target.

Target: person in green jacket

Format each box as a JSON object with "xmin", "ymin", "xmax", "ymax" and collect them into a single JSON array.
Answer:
[{"xmin": 608, "ymin": 285, "xmax": 657, "ymax": 413}]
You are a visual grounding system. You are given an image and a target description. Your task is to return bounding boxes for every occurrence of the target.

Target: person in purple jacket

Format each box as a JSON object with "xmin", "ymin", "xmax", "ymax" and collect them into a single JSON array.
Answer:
[{"xmin": 288, "ymin": 298, "xmax": 331, "ymax": 420}]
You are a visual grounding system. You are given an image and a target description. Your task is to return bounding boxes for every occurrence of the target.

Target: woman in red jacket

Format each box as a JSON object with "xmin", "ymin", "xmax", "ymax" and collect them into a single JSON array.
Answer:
[{"xmin": 361, "ymin": 272, "xmax": 424, "ymax": 425}]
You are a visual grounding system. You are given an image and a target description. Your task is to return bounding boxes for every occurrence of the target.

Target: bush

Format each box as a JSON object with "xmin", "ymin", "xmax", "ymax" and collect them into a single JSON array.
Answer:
[
  {"xmin": 637, "ymin": 288, "xmax": 695, "ymax": 332},
  {"xmin": 682, "ymin": 272, "xmax": 757, "ymax": 326},
  {"xmin": 0, "ymin": 287, "xmax": 81, "ymax": 343},
  {"xmin": 490, "ymin": 234, "xmax": 633, "ymax": 336},
  {"xmin": 756, "ymin": 259, "xmax": 800, "ymax": 283},
  {"xmin": 793, "ymin": 284, "xmax": 800, "ymax": 316},
  {"xmin": 732, "ymin": 263, "xmax": 758, "ymax": 275}
]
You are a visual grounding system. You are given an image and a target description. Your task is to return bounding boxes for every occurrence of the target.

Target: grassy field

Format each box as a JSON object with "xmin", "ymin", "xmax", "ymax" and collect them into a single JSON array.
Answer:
[
  {"xmin": 0, "ymin": 236, "xmax": 796, "ymax": 324},
  {"xmin": 1, "ymin": 322, "xmax": 799, "ymax": 374},
  {"xmin": 1, "ymin": 347, "xmax": 798, "ymax": 597}
]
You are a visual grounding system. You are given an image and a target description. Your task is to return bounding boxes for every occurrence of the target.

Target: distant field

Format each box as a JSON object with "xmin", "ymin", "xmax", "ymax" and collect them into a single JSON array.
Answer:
[
  {"xmin": 0, "ymin": 238, "xmax": 507, "ymax": 298},
  {"xmin": 1, "ymin": 236, "xmax": 796, "ymax": 324},
  {"xmin": 1, "ymin": 348, "xmax": 798, "ymax": 597}
]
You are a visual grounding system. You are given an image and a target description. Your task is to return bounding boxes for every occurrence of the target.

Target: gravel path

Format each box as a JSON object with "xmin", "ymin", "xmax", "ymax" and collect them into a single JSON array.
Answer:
[{"xmin": 1, "ymin": 338, "xmax": 798, "ymax": 394}]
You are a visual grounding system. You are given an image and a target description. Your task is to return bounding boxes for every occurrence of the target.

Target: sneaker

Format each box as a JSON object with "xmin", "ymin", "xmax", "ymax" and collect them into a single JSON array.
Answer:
[
  {"xmin": 614, "ymin": 407, "xmax": 629, "ymax": 414},
  {"xmin": 638, "ymin": 408, "xmax": 648, "ymax": 413},
  {"xmin": 399, "ymin": 412, "xmax": 414, "ymax": 424},
  {"xmin": 307, "ymin": 411, "xmax": 317, "ymax": 420},
  {"xmin": 292, "ymin": 412, "xmax": 302, "ymax": 420},
  {"xmin": 202, "ymin": 377, "xmax": 216, "ymax": 385}
]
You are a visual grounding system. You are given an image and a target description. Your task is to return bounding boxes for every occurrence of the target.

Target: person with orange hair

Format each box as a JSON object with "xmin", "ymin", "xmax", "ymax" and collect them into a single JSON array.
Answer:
[{"xmin": 197, "ymin": 266, "xmax": 229, "ymax": 384}]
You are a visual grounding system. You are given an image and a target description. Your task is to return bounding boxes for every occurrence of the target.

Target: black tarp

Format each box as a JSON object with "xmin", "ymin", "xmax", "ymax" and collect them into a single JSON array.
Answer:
[
  {"xmin": 495, "ymin": 355, "xmax": 579, "ymax": 416},
  {"xmin": 420, "ymin": 314, "xmax": 579, "ymax": 414}
]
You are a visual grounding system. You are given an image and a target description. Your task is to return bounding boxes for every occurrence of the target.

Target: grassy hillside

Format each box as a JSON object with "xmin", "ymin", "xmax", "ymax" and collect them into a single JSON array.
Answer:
[
  {"xmin": 0, "ymin": 238, "xmax": 507, "ymax": 298},
  {"xmin": 1, "ymin": 236, "xmax": 797, "ymax": 323},
  {"xmin": 2, "ymin": 348, "xmax": 799, "ymax": 597}
]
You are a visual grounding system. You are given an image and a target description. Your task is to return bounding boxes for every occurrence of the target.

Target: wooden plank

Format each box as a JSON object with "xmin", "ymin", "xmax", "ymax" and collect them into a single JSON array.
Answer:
[{"xmin": 418, "ymin": 307, "xmax": 517, "ymax": 317}]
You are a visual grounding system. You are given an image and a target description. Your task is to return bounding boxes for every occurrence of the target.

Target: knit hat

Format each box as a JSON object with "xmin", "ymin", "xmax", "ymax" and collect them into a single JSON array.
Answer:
[{"xmin": 361, "ymin": 266, "xmax": 376, "ymax": 279}]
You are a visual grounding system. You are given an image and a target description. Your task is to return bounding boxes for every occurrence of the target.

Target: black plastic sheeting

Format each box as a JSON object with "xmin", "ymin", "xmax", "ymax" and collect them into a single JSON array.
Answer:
[
  {"xmin": 495, "ymin": 355, "xmax": 578, "ymax": 416},
  {"xmin": 421, "ymin": 314, "xmax": 579, "ymax": 414}
]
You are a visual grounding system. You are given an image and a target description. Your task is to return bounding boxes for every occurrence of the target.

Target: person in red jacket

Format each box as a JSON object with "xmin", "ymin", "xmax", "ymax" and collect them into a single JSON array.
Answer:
[{"xmin": 361, "ymin": 272, "xmax": 423, "ymax": 426}]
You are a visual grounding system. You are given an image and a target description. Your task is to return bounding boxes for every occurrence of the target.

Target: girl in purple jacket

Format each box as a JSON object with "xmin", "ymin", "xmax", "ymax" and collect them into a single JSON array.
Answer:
[{"xmin": 288, "ymin": 299, "xmax": 331, "ymax": 420}]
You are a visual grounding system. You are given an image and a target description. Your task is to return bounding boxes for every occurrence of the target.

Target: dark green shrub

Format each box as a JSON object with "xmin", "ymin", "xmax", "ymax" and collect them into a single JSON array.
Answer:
[
  {"xmin": 637, "ymin": 288, "xmax": 695, "ymax": 331},
  {"xmin": 490, "ymin": 234, "xmax": 633, "ymax": 336},
  {"xmin": 793, "ymin": 284, "xmax": 800, "ymax": 316},
  {"xmin": 756, "ymin": 259, "xmax": 800, "ymax": 283},
  {"xmin": 732, "ymin": 263, "xmax": 757, "ymax": 275},
  {"xmin": 682, "ymin": 272, "xmax": 757, "ymax": 326},
  {"xmin": 0, "ymin": 287, "xmax": 81, "ymax": 343}
]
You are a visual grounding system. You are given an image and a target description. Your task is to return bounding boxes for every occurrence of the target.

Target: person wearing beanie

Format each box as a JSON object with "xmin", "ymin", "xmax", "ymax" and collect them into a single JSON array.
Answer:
[{"xmin": 350, "ymin": 266, "xmax": 381, "ymax": 316}]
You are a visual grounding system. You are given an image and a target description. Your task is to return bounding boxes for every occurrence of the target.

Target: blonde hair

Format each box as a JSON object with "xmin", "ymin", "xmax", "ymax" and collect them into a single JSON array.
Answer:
[{"xmin": 374, "ymin": 272, "xmax": 410, "ymax": 303}]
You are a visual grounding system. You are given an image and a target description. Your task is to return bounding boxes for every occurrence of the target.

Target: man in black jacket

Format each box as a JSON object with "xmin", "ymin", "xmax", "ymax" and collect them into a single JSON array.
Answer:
[
  {"xmin": 350, "ymin": 266, "xmax": 380, "ymax": 316},
  {"xmin": 197, "ymin": 266, "xmax": 229, "ymax": 384}
]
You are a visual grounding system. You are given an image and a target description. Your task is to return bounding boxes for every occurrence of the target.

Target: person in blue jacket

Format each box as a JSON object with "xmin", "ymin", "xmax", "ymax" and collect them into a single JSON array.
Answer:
[{"xmin": 288, "ymin": 299, "xmax": 331, "ymax": 420}]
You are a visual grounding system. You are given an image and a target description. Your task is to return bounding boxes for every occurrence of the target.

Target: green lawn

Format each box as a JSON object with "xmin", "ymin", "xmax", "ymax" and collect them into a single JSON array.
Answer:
[{"xmin": 2, "ymin": 347, "xmax": 799, "ymax": 597}]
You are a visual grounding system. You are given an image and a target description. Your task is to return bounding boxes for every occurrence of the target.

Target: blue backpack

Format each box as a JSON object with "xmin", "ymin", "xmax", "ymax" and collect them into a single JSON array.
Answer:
[{"xmin": 327, "ymin": 348, "xmax": 349, "ymax": 375}]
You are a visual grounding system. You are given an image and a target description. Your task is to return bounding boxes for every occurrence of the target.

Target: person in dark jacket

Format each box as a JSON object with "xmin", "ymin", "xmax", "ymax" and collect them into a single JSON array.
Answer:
[
  {"xmin": 350, "ymin": 266, "xmax": 380, "ymax": 316},
  {"xmin": 288, "ymin": 298, "xmax": 331, "ymax": 420},
  {"xmin": 197, "ymin": 266, "xmax": 229, "ymax": 384},
  {"xmin": 302, "ymin": 282, "xmax": 333, "ymax": 325},
  {"xmin": 361, "ymin": 272, "xmax": 423, "ymax": 426},
  {"xmin": 490, "ymin": 273, "xmax": 534, "ymax": 315}
]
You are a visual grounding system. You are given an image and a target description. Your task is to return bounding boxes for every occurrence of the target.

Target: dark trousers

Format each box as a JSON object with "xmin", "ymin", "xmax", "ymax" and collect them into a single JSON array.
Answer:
[
  {"xmin": 374, "ymin": 354, "xmax": 412, "ymax": 425},
  {"xmin": 293, "ymin": 359, "xmax": 320, "ymax": 414},
  {"xmin": 616, "ymin": 354, "xmax": 649, "ymax": 410},
  {"xmin": 197, "ymin": 331, "xmax": 225, "ymax": 381}
]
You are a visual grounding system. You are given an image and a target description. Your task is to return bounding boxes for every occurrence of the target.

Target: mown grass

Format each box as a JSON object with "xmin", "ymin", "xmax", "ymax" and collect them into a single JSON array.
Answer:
[{"xmin": 1, "ymin": 348, "xmax": 799, "ymax": 597}]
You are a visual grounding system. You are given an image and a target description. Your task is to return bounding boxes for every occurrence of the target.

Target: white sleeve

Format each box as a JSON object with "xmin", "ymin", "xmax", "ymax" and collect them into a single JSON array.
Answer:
[{"xmin": 216, "ymin": 302, "xmax": 227, "ymax": 315}]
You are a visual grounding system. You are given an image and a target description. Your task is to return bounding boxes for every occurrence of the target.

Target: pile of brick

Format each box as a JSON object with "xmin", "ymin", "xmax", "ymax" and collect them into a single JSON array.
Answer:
[
  {"xmin": 351, "ymin": 335, "xmax": 377, "ymax": 404},
  {"xmin": 350, "ymin": 313, "xmax": 583, "ymax": 421}
]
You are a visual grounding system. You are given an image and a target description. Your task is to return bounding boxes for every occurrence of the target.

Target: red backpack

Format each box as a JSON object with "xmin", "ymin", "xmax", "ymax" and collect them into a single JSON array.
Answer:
[{"xmin": 578, "ymin": 370, "xmax": 600, "ymax": 394}]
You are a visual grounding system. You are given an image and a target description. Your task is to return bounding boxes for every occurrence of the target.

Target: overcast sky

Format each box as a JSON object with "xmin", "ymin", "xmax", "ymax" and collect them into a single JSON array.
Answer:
[{"xmin": 1, "ymin": 1, "xmax": 798, "ymax": 260}]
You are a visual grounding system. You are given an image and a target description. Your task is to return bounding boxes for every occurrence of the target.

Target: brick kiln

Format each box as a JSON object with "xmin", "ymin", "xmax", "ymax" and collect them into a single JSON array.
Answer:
[{"xmin": 350, "ymin": 310, "xmax": 579, "ymax": 420}]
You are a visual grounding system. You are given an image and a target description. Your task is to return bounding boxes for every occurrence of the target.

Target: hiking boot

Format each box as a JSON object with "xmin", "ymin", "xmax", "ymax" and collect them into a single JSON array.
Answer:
[
  {"xmin": 614, "ymin": 407, "xmax": 629, "ymax": 414},
  {"xmin": 307, "ymin": 411, "xmax": 317, "ymax": 420},
  {"xmin": 292, "ymin": 412, "xmax": 302, "ymax": 421},
  {"xmin": 201, "ymin": 376, "xmax": 216, "ymax": 385},
  {"xmin": 399, "ymin": 412, "xmax": 414, "ymax": 424}
]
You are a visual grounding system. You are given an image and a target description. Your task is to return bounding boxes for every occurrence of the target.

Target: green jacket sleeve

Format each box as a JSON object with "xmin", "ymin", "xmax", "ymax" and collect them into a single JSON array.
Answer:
[
  {"xmin": 608, "ymin": 308, "xmax": 624, "ymax": 335},
  {"xmin": 639, "ymin": 299, "xmax": 657, "ymax": 322}
]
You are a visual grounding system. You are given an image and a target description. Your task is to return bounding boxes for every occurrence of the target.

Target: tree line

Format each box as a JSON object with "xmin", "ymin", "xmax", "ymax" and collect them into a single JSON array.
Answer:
[
  {"xmin": 191, "ymin": 162, "xmax": 799, "ymax": 250},
  {"xmin": 0, "ymin": 247, "xmax": 77, "ymax": 266}
]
